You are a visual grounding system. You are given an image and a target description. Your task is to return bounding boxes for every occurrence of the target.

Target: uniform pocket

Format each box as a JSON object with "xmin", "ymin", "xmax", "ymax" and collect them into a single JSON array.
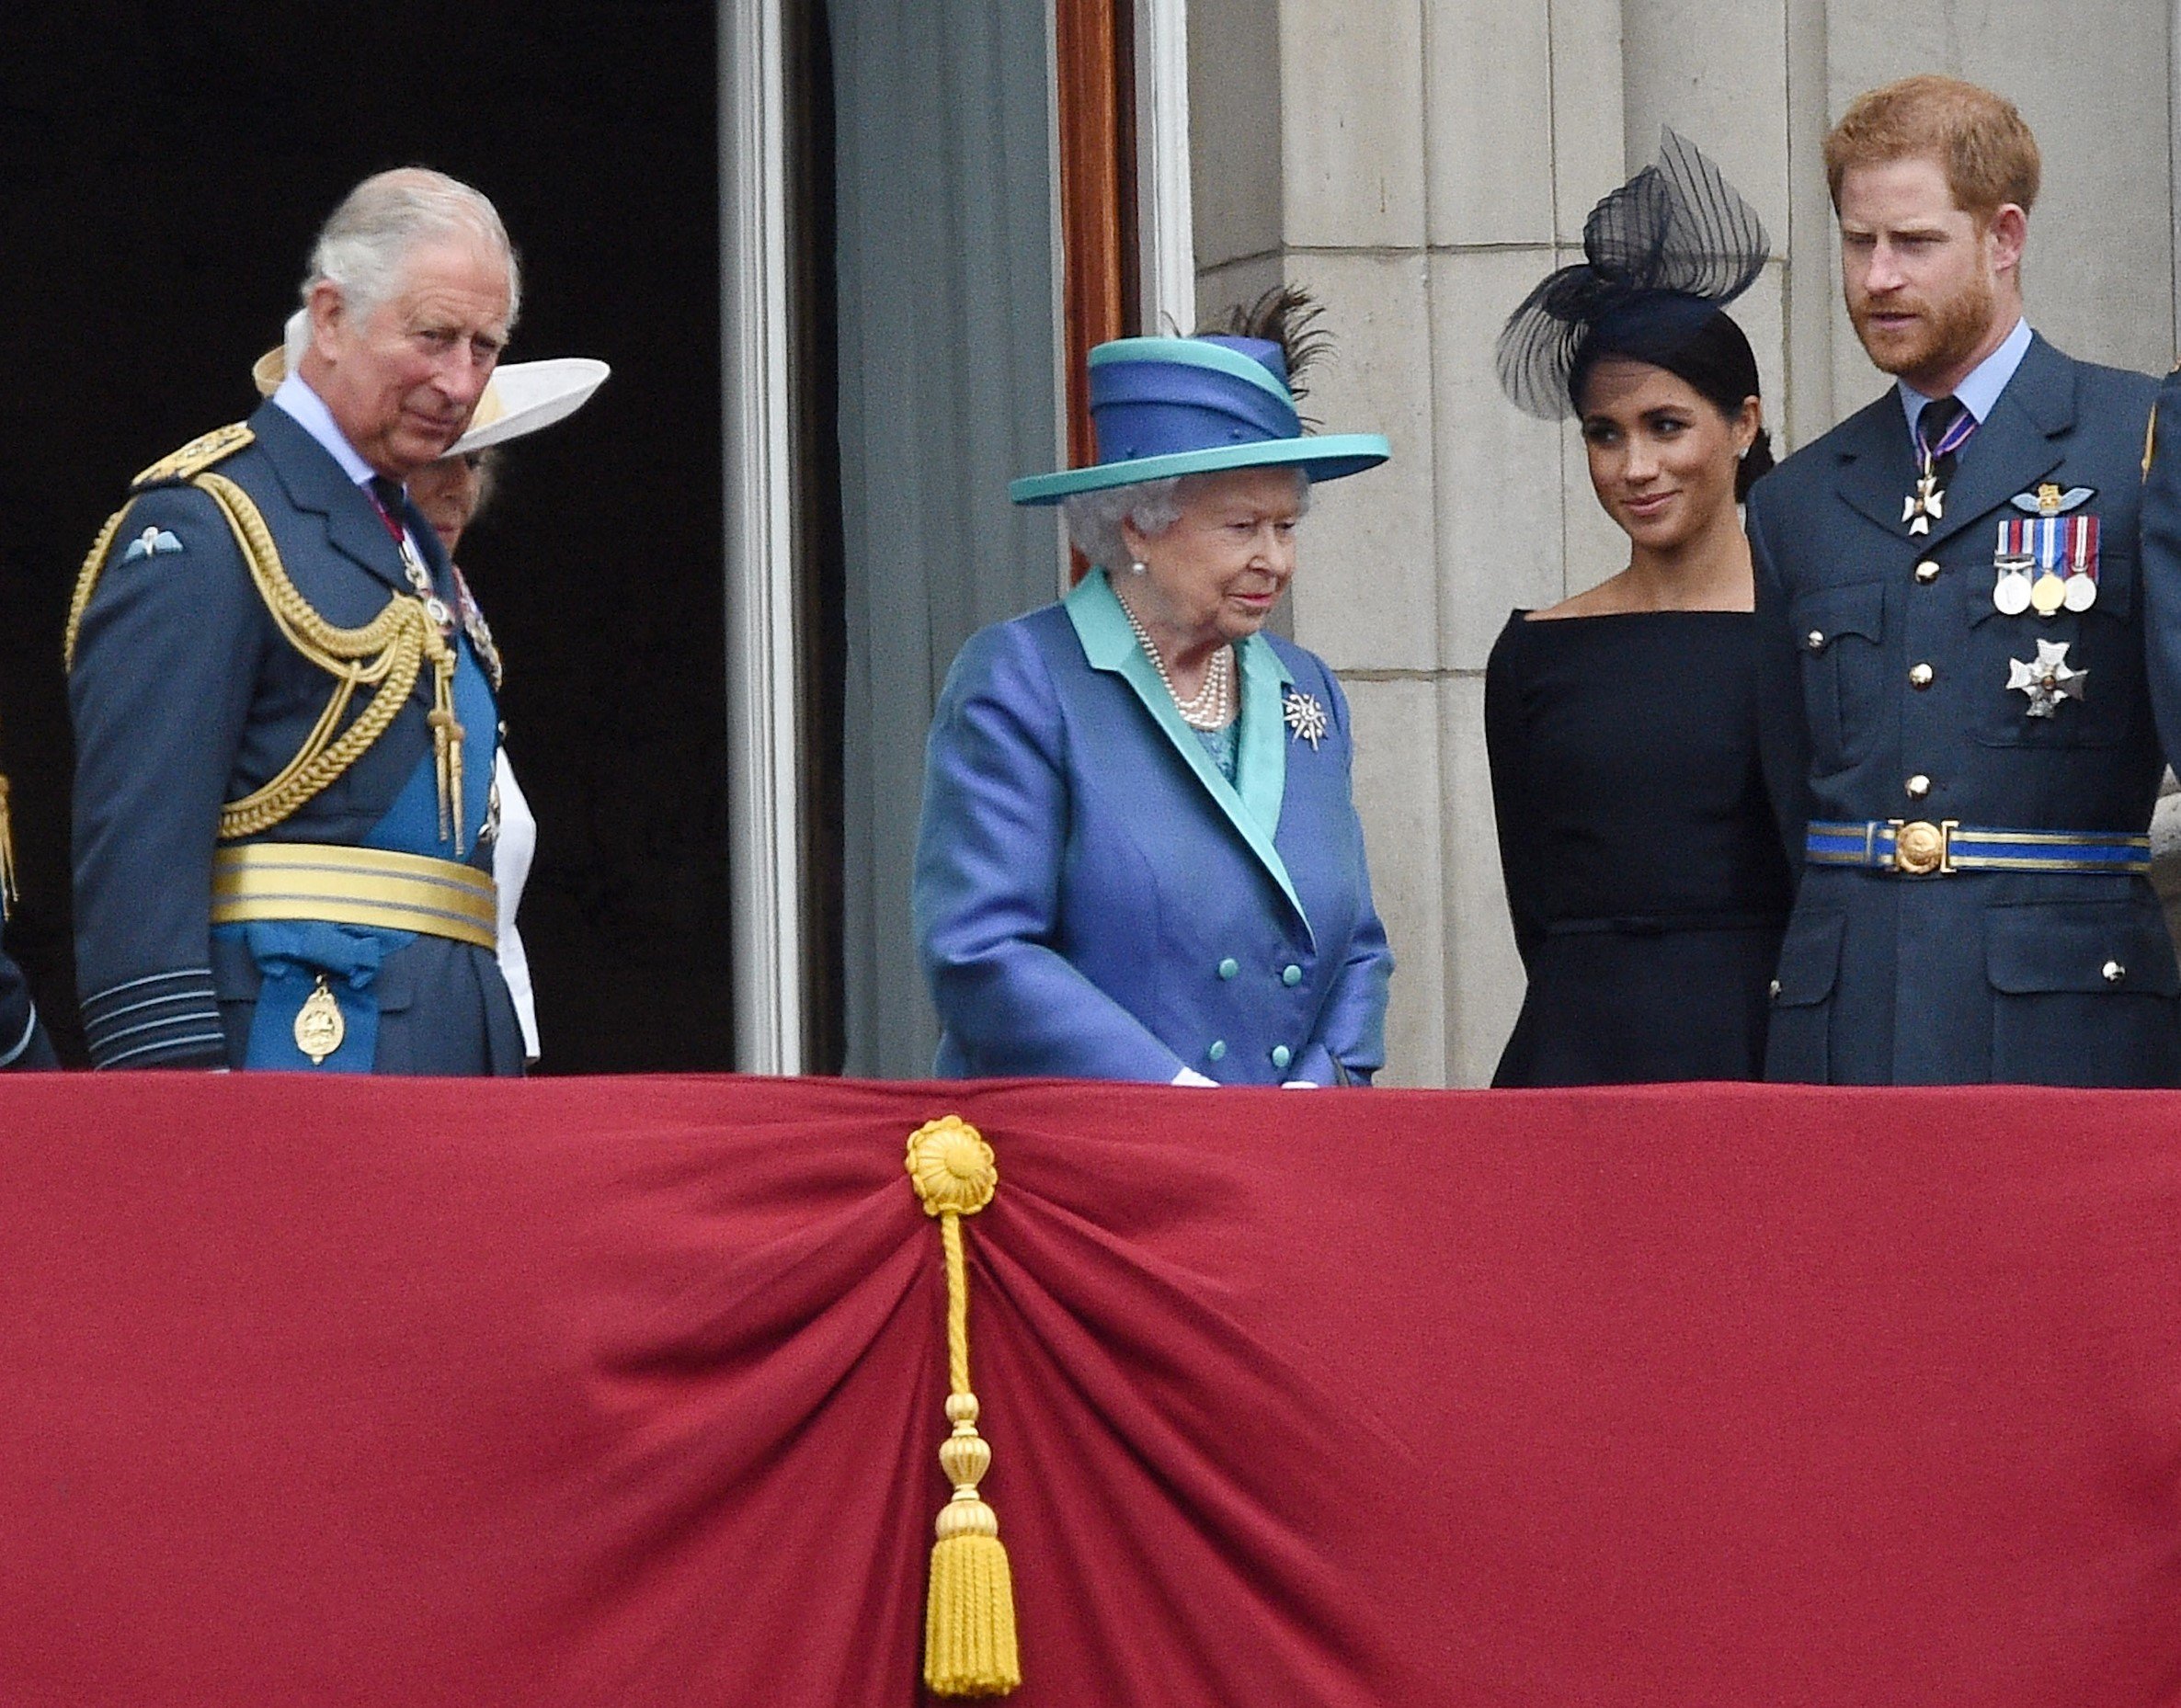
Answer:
[
  {"xmin": 1764, "ymin": 910, "xmax": 1844, "ymax": 1083},
  {"xmin": 1959, "ymin": 550, "xmax": 2139, "ymax": 751},
  {"xmin": 1986, "ymin": 900, "xmax": 2181, "ymax": 1084},
  {"xmin": 1788, "ymin": 582, "xmax": 1886, "ymax": 774}
]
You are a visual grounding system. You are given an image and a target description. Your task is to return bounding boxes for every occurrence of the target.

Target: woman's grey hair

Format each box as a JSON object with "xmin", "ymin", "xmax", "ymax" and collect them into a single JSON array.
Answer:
[
  {"xmin": 1060, "ymin": 469, "xmax": 1312, "ymax": 570},
  {"xmin": 1062, "ymin": 478, "xmax": 1185, "ymax": 571},
  {"xmin": 303, "ymin": 167, "xmax": 521, "ymax": 327}
]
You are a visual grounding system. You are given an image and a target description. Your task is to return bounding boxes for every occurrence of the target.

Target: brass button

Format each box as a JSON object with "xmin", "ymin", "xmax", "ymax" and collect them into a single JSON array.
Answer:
[
  {"xmin": 1805, "ymin": 630, "xmax": 1826, "ymax": 652},
  {"xmin": 1767, "ymin": 978, "xmax": 1782, "ymax": 1000},
  {"xmin": 1905, "ymin": 774, "xmax": 1931, "ymax": 801},
  {"xmin": 1914, "ymin": 560, "xmax": 1941, "ymax": 584},
  {"xmin": 1909, "ymin": 663, "xmax": 1935, "ymax": 689},
  {"xmin": 2104, "ymin": 961, "xmax": 2127, "ymax": 985}
]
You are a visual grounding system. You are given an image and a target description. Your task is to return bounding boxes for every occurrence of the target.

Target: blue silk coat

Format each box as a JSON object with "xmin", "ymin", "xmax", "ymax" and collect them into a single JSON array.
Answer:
[{"xmin": 914, "ymin": 570, "xmax": 1392, "ymax": 1084}]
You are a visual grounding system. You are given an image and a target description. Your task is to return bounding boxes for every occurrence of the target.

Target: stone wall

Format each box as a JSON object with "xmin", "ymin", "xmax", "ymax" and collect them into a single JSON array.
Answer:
[{"xmin": 1191, "ymin": 0, "xmax": 2181, "ymax": 1085}]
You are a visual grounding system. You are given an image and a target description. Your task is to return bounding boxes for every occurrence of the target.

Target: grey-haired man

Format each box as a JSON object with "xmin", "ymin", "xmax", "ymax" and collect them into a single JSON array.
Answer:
[{"xmin": 70, "ymin": 168, "xmax": 525, "ymax": 1074}]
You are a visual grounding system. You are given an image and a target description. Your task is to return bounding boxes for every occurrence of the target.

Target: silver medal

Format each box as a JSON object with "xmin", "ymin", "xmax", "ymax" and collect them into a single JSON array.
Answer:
[
  {"xmin": 2007, "ymin": 638, "xmax": 2087, "ymax": 719},
  {"xmin": 1993, "ymin": 570, "xmax": 2032, "ymax": 616},
  {"xmin": 2061, "ymin": 573, "xmax": 2098, "ymax": 613}
]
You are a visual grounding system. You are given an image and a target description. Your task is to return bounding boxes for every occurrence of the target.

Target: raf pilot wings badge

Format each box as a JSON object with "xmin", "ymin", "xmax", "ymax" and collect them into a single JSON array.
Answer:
[{"xmin": 120, "ymin": 526, "xmax": 184, "ymax": 564}]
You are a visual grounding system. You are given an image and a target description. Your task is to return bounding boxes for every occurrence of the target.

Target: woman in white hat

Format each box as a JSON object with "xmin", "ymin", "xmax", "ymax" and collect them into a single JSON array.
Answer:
[{"xmin": 253, "ymin": 322, "xmax": 608, "ymax": 1064}]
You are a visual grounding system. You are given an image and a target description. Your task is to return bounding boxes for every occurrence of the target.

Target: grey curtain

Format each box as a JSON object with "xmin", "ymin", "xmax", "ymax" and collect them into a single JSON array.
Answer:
[{"xmin": 833, "ymin": 0, "xmax": 1059, "ymax": 1076}]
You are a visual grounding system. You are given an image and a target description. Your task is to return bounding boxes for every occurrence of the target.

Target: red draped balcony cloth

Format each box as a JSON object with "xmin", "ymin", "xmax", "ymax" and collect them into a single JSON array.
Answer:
[{"xmin": 1, "ymin": 1075, "xmax": 2176, "ymax": 1705}]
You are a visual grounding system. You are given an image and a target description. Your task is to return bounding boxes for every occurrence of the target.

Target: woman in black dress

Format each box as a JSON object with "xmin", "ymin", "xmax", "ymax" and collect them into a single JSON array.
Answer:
[{"xmin": 1485, "ymin": 132, "xmax": 1791, "ymax": 1086}]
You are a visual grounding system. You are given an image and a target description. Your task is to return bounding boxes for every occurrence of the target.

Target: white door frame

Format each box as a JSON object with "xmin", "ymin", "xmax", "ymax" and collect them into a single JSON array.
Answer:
[
  {"xmin": 1136, "ymin": 0, "xmax": 1194, "ymax": 336},
  {"xmin": 718, "ymin": 0, "xmax": 802, "ymax": 1076},
  {"xmin": 716, "ymin": 0, "xmax": 1194, "ymax": 1075}
]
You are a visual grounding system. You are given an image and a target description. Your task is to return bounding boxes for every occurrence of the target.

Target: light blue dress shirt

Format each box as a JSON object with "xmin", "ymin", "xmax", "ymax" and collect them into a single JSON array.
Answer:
[{"xmin": 1897, "ymin": 315, "xmax": 2032, "ymax": 437}]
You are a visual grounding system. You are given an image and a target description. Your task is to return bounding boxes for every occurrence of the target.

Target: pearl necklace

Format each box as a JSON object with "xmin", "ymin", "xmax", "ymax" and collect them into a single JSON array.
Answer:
[{"xmin": 1115, "ymin": 590, "xmax": 1235, "ymax": 730}]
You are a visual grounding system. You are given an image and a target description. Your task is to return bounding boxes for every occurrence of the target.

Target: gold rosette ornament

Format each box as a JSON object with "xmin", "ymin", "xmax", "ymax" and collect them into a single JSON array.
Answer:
[{"xmin": 905, "ymin": 1115, "xmax": 1020, "ymax": 1697}]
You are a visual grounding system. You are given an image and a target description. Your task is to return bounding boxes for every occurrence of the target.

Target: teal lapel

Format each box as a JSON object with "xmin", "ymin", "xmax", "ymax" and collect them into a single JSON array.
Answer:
[
  {"xmin": 1234, "ymin": 626, "xmax": 1292, "ymax": 840},
  {"xmin": 1066, "ymin": 571, "xmax": 1312, "ymax": 939}
]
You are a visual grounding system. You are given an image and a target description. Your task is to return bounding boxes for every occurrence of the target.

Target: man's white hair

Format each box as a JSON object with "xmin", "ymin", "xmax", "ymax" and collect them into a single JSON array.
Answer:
[{"xmin": 303, "ymin": 167, "xmax": 520, "ymax": 327}]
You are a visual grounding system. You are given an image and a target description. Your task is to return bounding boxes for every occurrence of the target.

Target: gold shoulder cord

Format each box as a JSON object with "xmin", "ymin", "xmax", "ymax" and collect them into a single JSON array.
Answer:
[
  {"xmin": 64, "ymin": 427, "xmax": 464, "ymax": 848},
  {"xmin": 66, "ymin": 423, "xmax": 262, "ymax": 671},
  {"xmin": 2147, "ymin": 400, "xmax": 2162, "ymax": 480}
]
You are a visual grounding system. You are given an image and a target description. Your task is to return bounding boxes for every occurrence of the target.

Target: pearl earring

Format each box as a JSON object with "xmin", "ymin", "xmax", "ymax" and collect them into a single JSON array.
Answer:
[{"xmin": 1129, "ymin": 560, "xmax": 1148, "ymax": 576}]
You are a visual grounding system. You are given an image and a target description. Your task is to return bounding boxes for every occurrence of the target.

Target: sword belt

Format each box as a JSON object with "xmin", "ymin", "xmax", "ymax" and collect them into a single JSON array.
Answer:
[
  {"xmin": 1804, "ymin": 819, "xmax": 2151, "ymax": 878},
  {"xmin": 211, "ymin": 842, "xmax": 497, "ymax": 949}
]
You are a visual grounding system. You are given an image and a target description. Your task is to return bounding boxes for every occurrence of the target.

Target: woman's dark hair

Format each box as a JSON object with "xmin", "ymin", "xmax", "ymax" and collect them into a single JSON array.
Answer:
[{"xmin": 1570, "ymin": 296, "xmax": 1774, "ymax": 502}]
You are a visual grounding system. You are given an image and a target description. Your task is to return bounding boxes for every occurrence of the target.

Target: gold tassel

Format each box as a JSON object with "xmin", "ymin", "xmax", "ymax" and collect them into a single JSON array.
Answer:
[
  {"xmin": 425, "ymin": 639, "xmax": 465, "ymax": 858},
  {"xmin": 906, "ymin": 1116, "xmax": 1021, "ymax": 1698},
  {"xmin": 0, "ymin": 773, "xmax": 16, "ymax": 917}
]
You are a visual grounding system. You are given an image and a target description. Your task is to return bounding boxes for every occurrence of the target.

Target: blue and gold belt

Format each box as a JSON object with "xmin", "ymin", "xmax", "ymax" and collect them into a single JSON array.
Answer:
[{"xmin": 1805, "ymin": 819, "xmax": 2151, "ymax": 877}]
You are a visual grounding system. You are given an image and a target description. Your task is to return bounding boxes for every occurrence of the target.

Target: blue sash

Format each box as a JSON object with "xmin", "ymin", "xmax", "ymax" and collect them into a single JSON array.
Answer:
[{"xmin": 223, "ymin": 636, "xmax": 497, "ymax": 1071}]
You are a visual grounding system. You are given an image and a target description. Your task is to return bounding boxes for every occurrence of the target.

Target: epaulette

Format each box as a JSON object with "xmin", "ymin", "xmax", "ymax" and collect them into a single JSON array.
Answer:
[{"xmin": 131, "ymin": 423, "xmax": 254, "ymax": 490}]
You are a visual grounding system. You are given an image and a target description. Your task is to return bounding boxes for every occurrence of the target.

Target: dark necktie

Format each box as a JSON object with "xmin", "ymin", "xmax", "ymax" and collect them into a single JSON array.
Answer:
[
  {"xmin": 365, "ymin": 475, "xmax": 408, "ymax": 545},
  {"xmin": 1915, "ymin": 395, "xmax": 1975, "ymax": 491}
]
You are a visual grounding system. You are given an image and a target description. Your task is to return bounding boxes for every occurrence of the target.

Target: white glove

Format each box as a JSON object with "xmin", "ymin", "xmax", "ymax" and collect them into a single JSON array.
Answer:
[{"xmin": 1170, "ymin": 1066, "xmax": 1219, "ymax": 1087}]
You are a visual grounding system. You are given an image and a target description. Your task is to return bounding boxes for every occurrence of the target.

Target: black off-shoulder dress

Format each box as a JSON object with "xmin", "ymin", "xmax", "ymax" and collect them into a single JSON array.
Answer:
[{"xmin": 1484, "ymin": 608, "xmax": 1791, "ymax": 1086}]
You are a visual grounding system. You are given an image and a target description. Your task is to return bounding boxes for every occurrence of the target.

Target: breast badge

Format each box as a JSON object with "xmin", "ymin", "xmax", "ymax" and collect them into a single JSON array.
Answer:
[
  {"xmin": 2007, "ymin": 638, "xmax": 2087, "ymax": 719},
  {"xmin": 1995, "ymin": 484, "xmax": 2097, "ymax": 617}
]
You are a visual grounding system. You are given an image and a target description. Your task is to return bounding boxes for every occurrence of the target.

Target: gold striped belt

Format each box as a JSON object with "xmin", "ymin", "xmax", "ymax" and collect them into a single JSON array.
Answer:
[{"xmin": 211, "ymin": 842, "xmax": 497, "ymax": 949}]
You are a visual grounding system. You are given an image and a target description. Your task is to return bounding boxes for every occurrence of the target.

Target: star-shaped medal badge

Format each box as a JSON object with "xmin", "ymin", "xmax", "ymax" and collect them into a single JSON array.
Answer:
[
  {"xmin": 1283, "ymin": 689, "xmax": 1328, "ymax": 749},
  {"xmin": 2007, "ymin": 638, "xmax": 2088, "ymax": 719}
]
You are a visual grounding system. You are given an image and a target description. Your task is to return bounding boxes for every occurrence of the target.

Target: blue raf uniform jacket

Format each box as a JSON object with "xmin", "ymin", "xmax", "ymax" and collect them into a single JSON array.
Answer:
[
  {"xmin": 1752, "ymin": 334, "xmax": 2181, "ymax": 1085},
  {"xmin": 70, "ymin": 400, "xmax": 521, "ymax": 1074},
  {"xmin": 914, "ymin": 569, "xmax": 1392, "ymax": 1085},
  {"xmin": 0, "ymin": 921, "xmax": 53, "ymax": 1069}
]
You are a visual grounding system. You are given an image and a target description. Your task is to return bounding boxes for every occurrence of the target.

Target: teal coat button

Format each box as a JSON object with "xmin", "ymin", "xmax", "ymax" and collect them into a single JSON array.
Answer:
[
  {"xmin": 1271, "ymin": 1043, "xmax": 1292, "ymax": 1070},
  {"xmin": 1217, "ymin": 958, "xmax": 1239, "ymax": 980},
  {"xmin": 1281, "ymin": 963, "xmax": 1302, "ymax": 985},
  {"xmin": 1207, "ymin": 1040, "xmax": 1227, "ymax": 1062}
]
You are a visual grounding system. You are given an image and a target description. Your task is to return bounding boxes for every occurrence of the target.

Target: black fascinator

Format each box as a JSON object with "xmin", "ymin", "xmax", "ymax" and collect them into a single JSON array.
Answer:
[{"xmin": 1497, "ymin": 130, "xmax": 1770, "ymax": 418}]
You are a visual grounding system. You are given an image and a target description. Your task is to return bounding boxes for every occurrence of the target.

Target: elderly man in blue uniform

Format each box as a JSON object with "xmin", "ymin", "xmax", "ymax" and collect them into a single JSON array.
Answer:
[
  {"xmin": 69, "ymin": 168, "xmax": 523, "ymax": 1073},
  {"xmin": 1752, "ymin": 76, "xmax": 2179, "ymax": 1086}
]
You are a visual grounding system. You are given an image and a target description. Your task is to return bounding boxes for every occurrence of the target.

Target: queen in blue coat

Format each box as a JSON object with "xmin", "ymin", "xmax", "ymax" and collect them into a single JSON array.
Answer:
[{"xmin": 914, "ymin": 294, "xmax": 1395, "ymax": 1085}]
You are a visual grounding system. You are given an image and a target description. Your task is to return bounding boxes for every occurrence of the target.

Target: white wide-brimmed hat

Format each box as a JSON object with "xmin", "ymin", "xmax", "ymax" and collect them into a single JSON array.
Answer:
[{"xmin": 252, "ymin": 309, "xmax": 609, "ymax": 455}]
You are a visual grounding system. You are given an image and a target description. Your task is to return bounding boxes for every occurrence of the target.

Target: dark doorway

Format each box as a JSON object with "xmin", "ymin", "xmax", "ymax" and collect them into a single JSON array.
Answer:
[{"xmin": 0, "ymin": 0, "xmax": 732, "ymax": 1070}]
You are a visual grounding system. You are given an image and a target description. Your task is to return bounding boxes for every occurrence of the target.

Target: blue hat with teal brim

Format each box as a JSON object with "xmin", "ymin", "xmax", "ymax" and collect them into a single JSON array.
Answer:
[{"xmin": 1009, "ymin": 334, "xmax": 1390, "ymax": 505}]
